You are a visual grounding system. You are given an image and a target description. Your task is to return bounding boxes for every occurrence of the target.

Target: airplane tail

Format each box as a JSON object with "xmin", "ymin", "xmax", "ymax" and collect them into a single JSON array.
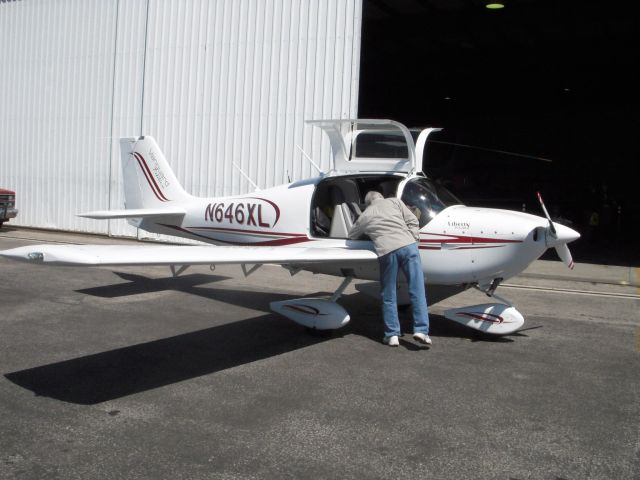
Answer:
[{"xmin": 120, "ymin": 137, "xmax": 190, "ymax": 209}]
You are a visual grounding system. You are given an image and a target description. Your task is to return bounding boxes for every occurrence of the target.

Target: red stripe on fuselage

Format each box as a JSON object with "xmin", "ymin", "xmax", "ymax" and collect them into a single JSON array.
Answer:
[
  {"xmin": 190, "ymin": 225, "xmax": 307, "ymax": 238},
  {"xmin": 418, "ymin": 245, "xmax": 506, "ymax": 251},
  {"xmin": 159, "ymin": 224, "xmax": 311, "ymax": 246},
  {"xmin": 419, "ymin": 233, "xmax": 522, "ymax": 245}
]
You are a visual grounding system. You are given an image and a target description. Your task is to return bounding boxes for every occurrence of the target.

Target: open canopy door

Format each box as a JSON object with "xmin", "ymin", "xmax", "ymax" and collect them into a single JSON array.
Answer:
[{"xmin": 308, "ymin": 119, "xmax": 418, "ymax": 174}]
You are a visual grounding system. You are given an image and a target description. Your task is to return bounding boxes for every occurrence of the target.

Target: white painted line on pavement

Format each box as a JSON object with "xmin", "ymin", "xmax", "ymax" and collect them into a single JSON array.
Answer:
[{"xmin": 502, "ymin": 283, "xmax": 640, "ymax": 300}]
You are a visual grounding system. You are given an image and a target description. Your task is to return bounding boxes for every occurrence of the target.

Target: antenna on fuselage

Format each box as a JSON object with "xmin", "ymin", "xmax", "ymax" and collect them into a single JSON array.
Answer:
[
  {"xmin": 233, "ymin": 162, "xmax": 261, "ymax": 191},
  {"xmin": 296, "ymin": 144, "xmax": 324, "ymax": 175}
]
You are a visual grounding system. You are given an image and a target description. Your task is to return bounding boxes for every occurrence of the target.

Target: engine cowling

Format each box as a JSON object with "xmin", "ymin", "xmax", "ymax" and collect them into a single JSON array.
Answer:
[{"xmin": 270, "ymin": 298, "xmax": 350, "ymax": 330}]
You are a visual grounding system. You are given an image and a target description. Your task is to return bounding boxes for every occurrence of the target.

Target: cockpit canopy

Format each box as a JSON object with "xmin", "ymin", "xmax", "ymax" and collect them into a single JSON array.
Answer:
[
  {"xmin": 307, "ymin": 119, "xmax": 440, "ymax": 175},
  {"xmin": 400, "ymin": 176, "xmax": 462, "ymax": 228},
  {"xmin": 308, "ymin": 119, "xmax": 461, "ymax": 237}
]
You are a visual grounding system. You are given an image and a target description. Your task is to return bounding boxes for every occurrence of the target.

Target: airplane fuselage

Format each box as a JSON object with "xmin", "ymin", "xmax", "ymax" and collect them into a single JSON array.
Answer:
[{"xmin": 135, "ymin": 174, "xmax": 561, "ymax": 290}]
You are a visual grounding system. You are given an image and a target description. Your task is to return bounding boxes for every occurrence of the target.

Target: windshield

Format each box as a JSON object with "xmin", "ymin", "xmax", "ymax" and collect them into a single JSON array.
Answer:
[{"xmin": 401, "ymin": 177, "xmax": 462, "ymax": 228}]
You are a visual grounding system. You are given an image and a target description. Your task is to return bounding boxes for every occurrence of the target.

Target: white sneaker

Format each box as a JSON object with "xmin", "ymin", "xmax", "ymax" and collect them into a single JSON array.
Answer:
[
  {"xmin": 383, "ymin": 335, "xmax": 399, "ymax": 347},
  {"xmin": 413, "ymin": 333, "xmax": 432, "ymax": 345}
]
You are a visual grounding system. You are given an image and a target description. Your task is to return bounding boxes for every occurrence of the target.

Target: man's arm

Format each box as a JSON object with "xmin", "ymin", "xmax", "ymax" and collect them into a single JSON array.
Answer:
[
  {"xmin": 398, "ymin": 200, "xmax": 420, "ymax": 241},
  {"xmin": 348, "ymin": 214, "xmax": 367, "ymax": 239}
]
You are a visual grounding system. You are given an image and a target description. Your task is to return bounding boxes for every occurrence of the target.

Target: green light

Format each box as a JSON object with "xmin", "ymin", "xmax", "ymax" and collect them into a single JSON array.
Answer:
[{"xmin": 486, "ymin": 3, "xmax": 505, "ymax": 9}]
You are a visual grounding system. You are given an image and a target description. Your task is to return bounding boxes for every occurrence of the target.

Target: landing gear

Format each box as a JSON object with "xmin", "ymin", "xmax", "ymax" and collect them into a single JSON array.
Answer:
[
  {"xmin": 270, "ymin": 276, "xmax": 354, "ymax": 330},
  {"xmin": 329, "ymin": 276, "xmax": 353, "ymax": 302},
  {"xmin": 304, "ymin": 326, "xmax": 335, "ymax": 338},
  {"xmin": 484, "ymin": 277, "xmax": 503, "ymax": 297},
  {"xmin": 441, "ymin": 279, "xmax": 524, "ymax": 335},
  {"xmin": 474, "ymin": 278, "xmax": 513, "ymax": 307},
  {"xmin": 443, "ymin": 302, "xmax": 524, "ymax": 335}
]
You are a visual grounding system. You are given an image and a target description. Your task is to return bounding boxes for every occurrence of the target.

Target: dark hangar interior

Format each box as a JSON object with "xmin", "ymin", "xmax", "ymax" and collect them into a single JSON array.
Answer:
[{"xmin": 358, "ymin": 0, "xmax": 639, "ymax": 265}]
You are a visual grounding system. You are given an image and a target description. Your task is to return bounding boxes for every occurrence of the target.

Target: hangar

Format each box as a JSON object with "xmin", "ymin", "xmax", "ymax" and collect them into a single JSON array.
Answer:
[
  {"xmin": 359, "ymin": 0, "xmax": 638, "ymax": 264},
  {"xmin": 0, "ymin": 0, "xmax": 363, "ymax": 239},
  {"xmin": 0, "ymin": 0, "xmax": 636, "ymax": 263}
]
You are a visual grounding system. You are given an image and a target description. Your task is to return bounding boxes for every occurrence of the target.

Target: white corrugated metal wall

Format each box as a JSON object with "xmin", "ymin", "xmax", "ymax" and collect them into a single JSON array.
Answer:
[
  {"xmin": 0, "ymin": 0, "xmax": 119, "ymax": 232},
  {"xmin": 0, "ymin": 0, "xmax": 363, "ymax": 238}
]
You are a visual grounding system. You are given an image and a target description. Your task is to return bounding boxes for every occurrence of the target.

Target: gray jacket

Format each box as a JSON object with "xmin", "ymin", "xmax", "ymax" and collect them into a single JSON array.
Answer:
[{"xmin": 348, "ymin": 197, "xmax": 420, "ymax": 256}]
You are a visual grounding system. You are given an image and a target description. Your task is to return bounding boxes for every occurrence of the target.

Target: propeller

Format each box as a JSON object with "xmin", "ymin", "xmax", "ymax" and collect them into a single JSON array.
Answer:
[
  {"xmin": 555, "ymin": 243, "xmax": 574, "ymax": 270},
  {"xmin": 536, "ymin": 192, "xmax": 578, "ymax": 269}
]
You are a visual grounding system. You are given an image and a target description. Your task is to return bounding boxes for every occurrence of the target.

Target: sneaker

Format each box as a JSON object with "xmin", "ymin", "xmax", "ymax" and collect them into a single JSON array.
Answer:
[
  {"xmin": 382, "ymin": 335, "xmax": 399, "ymax": 347},
  {"xmin": 413, "ymin": 333, "xmax": 432, "ymax": 345}
]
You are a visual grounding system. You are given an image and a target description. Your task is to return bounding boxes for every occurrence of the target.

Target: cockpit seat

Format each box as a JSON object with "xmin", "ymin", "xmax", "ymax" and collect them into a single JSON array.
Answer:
[
  {"xmin": 313, "ymin": 206, "xmax": 331, "ymax": 237},
  {"xmin": 328, "ymin": 180, "xmax": 363, "ymax": 238}
]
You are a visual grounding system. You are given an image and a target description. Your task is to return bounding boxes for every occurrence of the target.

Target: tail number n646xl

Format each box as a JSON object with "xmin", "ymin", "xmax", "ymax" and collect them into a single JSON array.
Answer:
[{"xmin": 205, "ymin": 202, "xmax": 272, "ymax": 227}]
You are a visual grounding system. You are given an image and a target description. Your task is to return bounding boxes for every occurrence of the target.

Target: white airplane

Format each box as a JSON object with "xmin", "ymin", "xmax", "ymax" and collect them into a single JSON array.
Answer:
[{"xmin": 0, "ymin": 119, "xmax": 580, "ymax": 336}]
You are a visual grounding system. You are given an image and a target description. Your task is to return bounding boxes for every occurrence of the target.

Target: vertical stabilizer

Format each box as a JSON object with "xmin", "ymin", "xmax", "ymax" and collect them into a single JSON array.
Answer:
[{"xmin": 120, "ymin": 137, "xmax": 190, "ymax": 209}]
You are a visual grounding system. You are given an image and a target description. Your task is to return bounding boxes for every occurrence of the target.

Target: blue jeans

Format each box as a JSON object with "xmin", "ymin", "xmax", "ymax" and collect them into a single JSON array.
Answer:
[{"xmin": 378, "ymin": 243, "xmax": 429, "ymax": 337}]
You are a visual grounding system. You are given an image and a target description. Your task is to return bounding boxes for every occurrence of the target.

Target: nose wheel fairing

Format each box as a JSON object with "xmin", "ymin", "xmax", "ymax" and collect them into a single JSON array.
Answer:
[{"xmin": 443, "ymin": 303, "xmax": 524, "ymax": 335}]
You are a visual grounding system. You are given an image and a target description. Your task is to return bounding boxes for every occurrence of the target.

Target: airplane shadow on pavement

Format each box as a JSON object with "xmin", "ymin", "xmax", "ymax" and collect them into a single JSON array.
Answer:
[
  {"xmin": 5, "ymin": 311, "xmax": 329, "ymax": 406},
  {"xmin": 4, "ymin": 272, "xmax": 340, "ymax": 405},
  {"xmin": 5, "ymin": 271, "xmax": 524, "ymax": 405}
]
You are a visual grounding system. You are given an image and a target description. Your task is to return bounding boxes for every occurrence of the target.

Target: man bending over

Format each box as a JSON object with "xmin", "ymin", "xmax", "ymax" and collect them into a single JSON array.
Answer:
[{"xmin": 348, "ymin": 191, "xmax": 431, "ymax": 347}]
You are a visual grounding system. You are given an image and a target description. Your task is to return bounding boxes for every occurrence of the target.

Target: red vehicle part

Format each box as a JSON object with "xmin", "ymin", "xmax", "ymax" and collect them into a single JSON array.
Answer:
[{"xmin": 0, "ymin": 188, "xmax": 18, "ymax": 228}]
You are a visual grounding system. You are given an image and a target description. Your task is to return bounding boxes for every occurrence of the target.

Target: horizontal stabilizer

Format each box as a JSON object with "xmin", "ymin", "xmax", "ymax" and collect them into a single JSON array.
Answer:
[
  {"xmin": 78, "ymin": 207, "xmax": 186, "ymax": 220},
  {"xmin": 0, "ymin": 244, "xmax": 377, "ymax": 267}
]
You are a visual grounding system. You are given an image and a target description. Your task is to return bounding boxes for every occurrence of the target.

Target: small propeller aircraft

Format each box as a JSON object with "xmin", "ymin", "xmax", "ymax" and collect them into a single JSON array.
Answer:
[{"xmin": 0, "ymin": 119, "xmax": 580, "ymax": 336}]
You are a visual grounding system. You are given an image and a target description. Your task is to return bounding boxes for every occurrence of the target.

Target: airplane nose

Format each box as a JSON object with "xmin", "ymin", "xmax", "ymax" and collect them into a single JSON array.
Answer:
[{"xmin": 549, "ymin": 222, "xmax": 581, "ymax": 246}]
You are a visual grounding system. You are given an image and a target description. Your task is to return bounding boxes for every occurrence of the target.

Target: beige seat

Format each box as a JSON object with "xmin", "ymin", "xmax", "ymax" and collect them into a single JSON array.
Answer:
[{"xmin": 328, "ymin": 180, "xmax": 363, "ymax": 238}]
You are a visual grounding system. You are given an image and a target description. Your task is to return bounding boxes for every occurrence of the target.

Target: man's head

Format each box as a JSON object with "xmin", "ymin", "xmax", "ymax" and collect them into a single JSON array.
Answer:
[{"xmin": 364, "ymin": 191, "xmax": 384, "ymax": 206}]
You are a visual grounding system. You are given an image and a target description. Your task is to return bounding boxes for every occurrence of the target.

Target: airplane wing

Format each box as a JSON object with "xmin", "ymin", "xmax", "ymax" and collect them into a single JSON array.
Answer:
[{"xmin": 0, "ymin": 244, "xmax": 378, "ymax": 267}]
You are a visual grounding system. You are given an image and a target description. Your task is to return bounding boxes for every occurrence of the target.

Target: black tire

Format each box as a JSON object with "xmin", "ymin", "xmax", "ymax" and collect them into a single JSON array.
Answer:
[{"xmin": 305, "ymin": 327, "xmax": 334, "ymax": 338}]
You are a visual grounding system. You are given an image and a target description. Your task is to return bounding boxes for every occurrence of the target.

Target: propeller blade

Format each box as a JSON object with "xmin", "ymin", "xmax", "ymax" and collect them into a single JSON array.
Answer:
[
  {"xmin": 555, "ymin": 243, "xmax": 575, "ymax": 270},
  {"xmin": 537, "ymin": 192, "xmax": 578, "ymax": 269},
  {"xmin": 536, "ymin": 191, "xmax": 556, "ymax": 236}
]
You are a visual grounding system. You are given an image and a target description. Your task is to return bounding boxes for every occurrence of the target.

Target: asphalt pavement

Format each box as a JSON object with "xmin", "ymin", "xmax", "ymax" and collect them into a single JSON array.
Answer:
[{"xmin": 1, "ymin": 227, "xmax": 638, "ymax": 479}]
